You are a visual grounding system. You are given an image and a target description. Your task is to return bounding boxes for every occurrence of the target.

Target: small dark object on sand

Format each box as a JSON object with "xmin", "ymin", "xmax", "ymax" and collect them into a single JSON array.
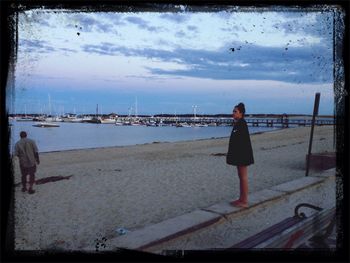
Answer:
[{"xmin": 211, "ymin": 153, "xmax": 227, "ymax": 156}]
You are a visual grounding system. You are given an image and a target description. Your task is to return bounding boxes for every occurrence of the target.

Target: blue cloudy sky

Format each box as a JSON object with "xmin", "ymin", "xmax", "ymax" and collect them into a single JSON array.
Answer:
[{"xmin": 9, "ymin": 7, "xmax": 335, "ymax": 115}]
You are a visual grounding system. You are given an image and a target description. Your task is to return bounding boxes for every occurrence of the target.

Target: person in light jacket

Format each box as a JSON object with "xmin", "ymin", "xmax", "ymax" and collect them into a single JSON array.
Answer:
[{"xmin": 14, "ymin": 131, "xmax": 40, "ymax": 194}]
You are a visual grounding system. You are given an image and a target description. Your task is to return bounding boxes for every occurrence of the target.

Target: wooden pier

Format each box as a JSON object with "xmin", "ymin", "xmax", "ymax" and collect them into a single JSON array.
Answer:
[
  {"xmin": 244, "ymin": 118, "xmax": 334, "ymax": 128},
  {"xmin": 144, "ymin": 117, "xmax": 335, "ymax": 127}
]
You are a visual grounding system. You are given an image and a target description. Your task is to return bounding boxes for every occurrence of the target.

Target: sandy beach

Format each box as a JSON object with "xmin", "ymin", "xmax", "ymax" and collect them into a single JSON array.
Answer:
[{"xmin": 12, "ymin": 125, "xmax": 335, "ymax": 250}]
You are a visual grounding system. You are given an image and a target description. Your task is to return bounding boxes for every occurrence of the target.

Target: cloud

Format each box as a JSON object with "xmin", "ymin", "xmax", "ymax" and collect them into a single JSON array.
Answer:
[
  {"xmin": 175, "ymin": 30, "xmax": 187, "ymax": 38},
  {"xmin": 20, "ymin": 11, "xmax": 54, "ymax": 28},
  {"xmin": 220, "ymin": 27, "xmax": 239, "ymax": 37},
  {"xmin": 187, "ymin": 25, "xmax": 198, "ymax": 33},
  {"xmin": 81, "ymin": 39, "xmax": 332, "ymax": 84},
  {"xmin": 59, "ymin": 48, "xmax": 78, "ymax": 53},
  {"xmin": 66, "ymin": 14, "xmax": 115, "ymax": 33},
  {"xmin": 159, "ymin": 13, "xmax": 190, "ymax": 23},
  {"xmin": 99, "ymin": 13, "xmax": 126, "ymax": 25},
  {"xmin": 148, "ymin": 45, "xmax": 332, "ymax": 83},
  {"xmin": 37, "ymin": 20, "xmax": 51, "ymax": 27},
  {"xmin": 19, "ymin": 39, "xmax": 79, "ymax": 55},
  {"xmin": 276, "ymin": 12, "xmax": 333, "ymax": 42},
  {"xmin": 124, "ymin": 16, "xmax": 161, "ymax": 32},
  {"xmin": 19, "ymin": 39, "xmax": 56, "ymax": 53}
]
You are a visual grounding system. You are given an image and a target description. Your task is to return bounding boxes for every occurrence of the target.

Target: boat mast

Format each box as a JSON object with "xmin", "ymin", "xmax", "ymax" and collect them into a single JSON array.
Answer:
[
  {"xmin": 48, "ymin": 94, "xmax": 52, "ymax": 116},
  {"xmin": 192, "ymin": 105, "xmax": 197, "ymax": 119}
]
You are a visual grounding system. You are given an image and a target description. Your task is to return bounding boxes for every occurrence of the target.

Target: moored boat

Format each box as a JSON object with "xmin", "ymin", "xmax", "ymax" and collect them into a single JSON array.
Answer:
[
  {"xmin": 16, "ymin": 116, "xmax": 34, "ymax": 121},
  {"xmin": 176, "ymin": 122, "xmax": 191, "ymax": 128},
  {"xmin": 194, "ymin": 123, "xmax": 208, "ymax": 127},
  {"xmin": 33, "ymin": 122, "xmax": 60, "ymax": 128},
  {"xmin": 115, "ymin": 119, "xmax": 124, "ymax": 126},
  {"xmin": 61, "ymin": 114, "xmax": 83, "ymax": 123},
  {"xmin": 85, "ymin": 117, "xmax": 101, "ymax": 124},
  {"xmin": 101, "ymin": 118, "xmax": 116, "ymax": 124}
]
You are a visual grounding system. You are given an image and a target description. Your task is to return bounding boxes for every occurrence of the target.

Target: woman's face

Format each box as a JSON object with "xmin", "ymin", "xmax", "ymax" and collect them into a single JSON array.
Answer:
[{"xmin": 232, "ymin": 107, "xmax": 243, "ymax": 120}]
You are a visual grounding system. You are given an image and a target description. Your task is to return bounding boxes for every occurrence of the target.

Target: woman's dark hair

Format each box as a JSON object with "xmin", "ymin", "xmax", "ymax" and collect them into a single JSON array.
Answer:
[{"xmin": 235, "ymin": 102, "xmax": 246, "ymax": 116}]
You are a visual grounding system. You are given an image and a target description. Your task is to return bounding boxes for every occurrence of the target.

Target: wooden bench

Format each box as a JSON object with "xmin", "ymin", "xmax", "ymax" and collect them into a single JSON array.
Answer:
[{"xmin": 231, "ymin": 203, "xmax": 336, "ymax": 249}]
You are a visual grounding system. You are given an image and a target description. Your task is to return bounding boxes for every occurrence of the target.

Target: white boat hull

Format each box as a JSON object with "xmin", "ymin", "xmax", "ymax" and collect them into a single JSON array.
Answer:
[
  {"xmin": 101, "ymin": 119, "xmax": 116, "ymax": 124},
  {"xmin": 33, "ymin": 122, "xmax": 60, "ymax": 128}
]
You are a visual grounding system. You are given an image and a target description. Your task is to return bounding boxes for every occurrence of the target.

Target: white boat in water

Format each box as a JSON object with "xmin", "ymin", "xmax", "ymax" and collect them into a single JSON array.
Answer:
[
  {"xmin": 130, "ymin": 121, "xmax": 142, "ymax": 126},
  {"xmin": 194, "ymin": 123, "xmax": 208, "ymax": 127},
  {"xmin": 61, "ymin": 116, "xmax": 83, "ymax": 122},
  {"xmin": 101, "ymin": 118, "xmax": 116, "ymax": 124},
  {"xmin": 146, "ymin": 120, "xmax": 157, "ymax": 126},
  {"xmin": 176, "ymin": 122, "xmax": 191, "ymax": 128},
  {"xmin": 45, "ymin": 116, "xmax": 63, "ymax": 122},
  {"xmin": 16, "ymin": 116, "xmax": 34, "ymax": 121},
  {"xmin": 115, "ymin": 120, "xmax": 124, "ymax": 126},
  {"xmin": 33, "ymin": 116, "xmax": 46, "ymax": 122},
  {"xmin": 33, "ymin": 122, "xmax": 60, "ymax": 128}
]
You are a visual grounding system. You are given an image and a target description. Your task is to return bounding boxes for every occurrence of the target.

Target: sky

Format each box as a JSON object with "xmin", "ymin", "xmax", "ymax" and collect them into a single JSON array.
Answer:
[{"xmin": 8, "ymin": 6, "xmax": 337, "ymax": 115}]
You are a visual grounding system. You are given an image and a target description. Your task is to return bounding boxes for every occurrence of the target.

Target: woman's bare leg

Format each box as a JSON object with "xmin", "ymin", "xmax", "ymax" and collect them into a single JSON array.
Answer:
[
  {"xmin": 231, "ymin": 165, "xmax": 248, "ymax": 207},
  {"xmin": 237, "ymin": 165, "xmax": 248, "ymax": 204}
]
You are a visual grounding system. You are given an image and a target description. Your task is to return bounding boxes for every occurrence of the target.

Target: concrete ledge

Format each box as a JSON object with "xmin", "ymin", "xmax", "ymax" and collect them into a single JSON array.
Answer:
[
  {"xmin": 88, "ymin": 174, "xmax": 332, "ymax": 252},
  {"xmin": 150, "ymin": 175, "xmax": 336, "ymax": 252},
  {"xmin": 203, "ymin": 189, "xmax": 285, "ymax": 216},
  {"xmin": 106, "ymin": 209, "xmax": 221, "ymax": 251},
  {"xmin": 202, "ymin": 202, "xmax": 241, "ymax": 216},
  {"xmin": 310, "ymin": 168, "xmax": 336, "ymax": 178},
  {"xmin": 249, "ymin": 189, "xmax": 288, "ymax": 206},
  {"xmin": 271, "ymin": 176, "xmax": 324, "ymax": 193}
]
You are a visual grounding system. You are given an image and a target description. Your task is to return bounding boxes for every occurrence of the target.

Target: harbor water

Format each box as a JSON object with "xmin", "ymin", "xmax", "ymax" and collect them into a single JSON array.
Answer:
[{"xmin": 8, "ymin": 121, "xmax": 279, "ymax": 153}]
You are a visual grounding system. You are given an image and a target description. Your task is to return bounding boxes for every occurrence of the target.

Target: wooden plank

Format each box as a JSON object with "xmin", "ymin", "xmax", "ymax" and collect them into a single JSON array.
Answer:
[
  {"xmin": 231, "ymin": 207, "xmax": 335, "ymax": 249},
  {"xmin": 231, "ymin": 217, "xmax": 304, "ymax": 248},
  {"xmin": 257, "ymin": 207, "xmax": 335, "ymax": 248}
]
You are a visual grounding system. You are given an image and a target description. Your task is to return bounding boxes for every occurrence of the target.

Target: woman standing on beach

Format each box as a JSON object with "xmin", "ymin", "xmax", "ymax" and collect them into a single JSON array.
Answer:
[{"xmin": 226, "ymin": 103, "xmax": 254, "ymax": 208}]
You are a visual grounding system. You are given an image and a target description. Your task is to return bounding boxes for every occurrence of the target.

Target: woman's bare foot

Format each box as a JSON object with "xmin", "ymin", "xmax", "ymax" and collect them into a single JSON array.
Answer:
[
  {"xmin": 230, "ymin": 200, "xmax": 248, "ymax": 208},
  {"xmin": 230, "ymin": 199, "xmax": 241, "ymax": 206}
]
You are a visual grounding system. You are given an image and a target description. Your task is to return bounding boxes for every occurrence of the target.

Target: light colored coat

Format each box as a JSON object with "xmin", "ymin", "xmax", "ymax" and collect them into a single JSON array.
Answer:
[{"xmin": 14, "ymin": 138, "xmax": 39, "ymax": 168}]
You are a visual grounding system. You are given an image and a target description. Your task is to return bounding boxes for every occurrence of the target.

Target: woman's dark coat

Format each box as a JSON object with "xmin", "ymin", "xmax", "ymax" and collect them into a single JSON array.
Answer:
[{"xmin": 226, "ymin": 118, "xmax": 254, "ymax": 166}]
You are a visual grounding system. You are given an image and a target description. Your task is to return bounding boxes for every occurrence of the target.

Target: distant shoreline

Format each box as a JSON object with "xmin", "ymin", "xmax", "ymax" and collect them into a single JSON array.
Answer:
[{"xmin": 9, "ymin": 113, "xmax": 334, "ymax": 118}]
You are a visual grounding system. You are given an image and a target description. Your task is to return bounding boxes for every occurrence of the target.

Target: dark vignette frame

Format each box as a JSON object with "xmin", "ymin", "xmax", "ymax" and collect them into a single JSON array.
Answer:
[{"xmin": 0, "ymin": 0, "xmax": 349, "ymax": 262}]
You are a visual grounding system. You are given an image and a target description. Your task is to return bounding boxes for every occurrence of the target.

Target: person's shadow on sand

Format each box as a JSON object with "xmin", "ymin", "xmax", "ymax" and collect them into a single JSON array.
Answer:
[{"xmin": 15, "ymin": 175, "xmax": 73, "ymax": 187}]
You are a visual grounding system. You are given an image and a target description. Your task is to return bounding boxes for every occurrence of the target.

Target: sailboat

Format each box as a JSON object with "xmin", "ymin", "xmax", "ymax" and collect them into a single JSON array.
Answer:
[
  {"xmin": 101, "ymin": 112, "xmax": 118, "ymax": 124},
  {"xmin": 86, "ymin": 104, "xmax": 101, "ymax": 123},
  {"xmin": 16, "ymin": 105, "xmax": 33, "ymax": 121},
  {"xmin": 33, "ymin": 95, "xmax": 60, "ymax": 128},
  {"xmin": 130, "ymin": 97, "xmax": 143, "ymax": 126},
  {"xmin": 61, "ymin": 113, "xmax": 82, "ymax": 122}
]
